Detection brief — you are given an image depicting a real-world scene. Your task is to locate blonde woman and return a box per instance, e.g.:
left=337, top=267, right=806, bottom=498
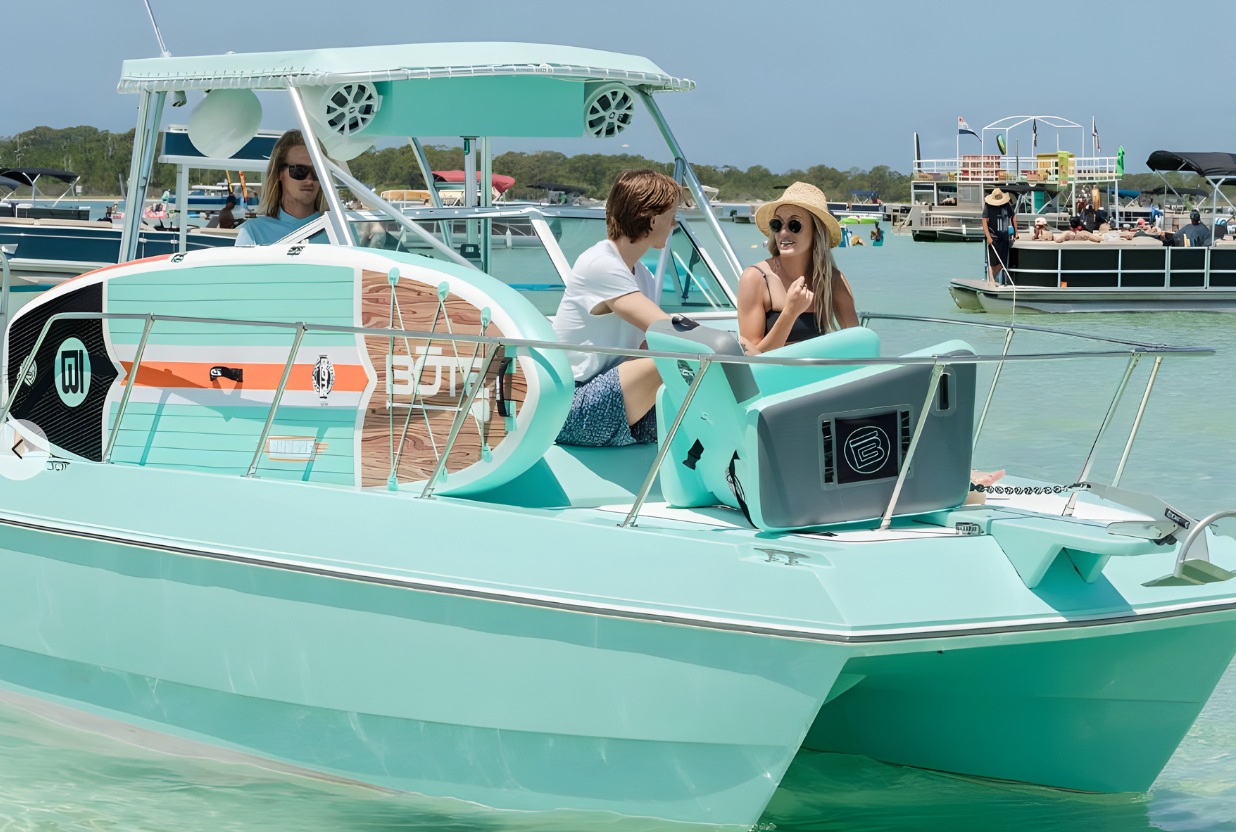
left=737, top=182, right=859, bottom=354
left=235, top=129, right=328, bottom=246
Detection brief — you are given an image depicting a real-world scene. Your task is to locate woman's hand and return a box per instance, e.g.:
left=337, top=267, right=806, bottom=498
left=784, top=276, right=815, bottom=317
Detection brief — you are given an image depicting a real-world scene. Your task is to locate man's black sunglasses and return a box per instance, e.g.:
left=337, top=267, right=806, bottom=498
left=283, top=163, right=318, bottom=181
left=767, top=218, right=803, bottom=234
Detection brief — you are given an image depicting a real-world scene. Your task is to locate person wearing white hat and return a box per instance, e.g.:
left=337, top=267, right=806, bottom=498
left=737, top=182, right=859, bottom=354
left=981, top=188, right=1016, bottom=284
left=1031, top=216, right=1055, bottom=242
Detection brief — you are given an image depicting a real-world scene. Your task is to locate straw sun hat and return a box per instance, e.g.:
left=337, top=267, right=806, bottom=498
left=755, top=182, right=843, bottom=248
left=984, top=188, right=1011, bottom=206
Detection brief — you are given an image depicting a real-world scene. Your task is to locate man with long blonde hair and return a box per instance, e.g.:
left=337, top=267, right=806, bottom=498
left=236, top=129, right=328, bottom=246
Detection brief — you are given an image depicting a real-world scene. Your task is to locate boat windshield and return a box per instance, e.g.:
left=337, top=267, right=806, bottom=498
left=345, top=208, right=736, bottom=319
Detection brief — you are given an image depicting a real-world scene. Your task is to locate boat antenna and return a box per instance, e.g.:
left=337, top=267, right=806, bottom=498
left=141, top=0, right=172, bottom=58
left=141, top=0, right=186, bottom=106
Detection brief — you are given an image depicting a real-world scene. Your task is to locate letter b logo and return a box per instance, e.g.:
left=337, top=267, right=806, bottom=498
left=55, top=337, right=91, bottom=408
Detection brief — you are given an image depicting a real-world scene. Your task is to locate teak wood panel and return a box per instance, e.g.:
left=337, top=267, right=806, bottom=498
left=359, top=269, right=528, bottom=486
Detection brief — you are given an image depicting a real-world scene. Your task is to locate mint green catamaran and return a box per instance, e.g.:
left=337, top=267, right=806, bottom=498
left=1, top=41, right=1235, bottom=831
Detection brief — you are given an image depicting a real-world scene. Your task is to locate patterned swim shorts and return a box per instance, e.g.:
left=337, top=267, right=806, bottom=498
left=556, top=365, right=657, bottom=447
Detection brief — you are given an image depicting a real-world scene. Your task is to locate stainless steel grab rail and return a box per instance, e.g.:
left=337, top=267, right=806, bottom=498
left=0, top=310, right=1214, bottom=529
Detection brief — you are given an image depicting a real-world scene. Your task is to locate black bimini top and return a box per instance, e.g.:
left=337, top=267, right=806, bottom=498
left=0, top=168, right=79, bottom=186
left=1145, top=151, right=1236, bottom=180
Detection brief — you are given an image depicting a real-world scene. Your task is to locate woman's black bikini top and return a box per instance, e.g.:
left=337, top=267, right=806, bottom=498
left=758, top=263, right=822, bottom=343
left=764, top=309, right=821, bottom=344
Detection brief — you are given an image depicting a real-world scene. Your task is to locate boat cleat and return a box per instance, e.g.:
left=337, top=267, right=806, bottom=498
left=1082, top=482, right=1236, bottom=587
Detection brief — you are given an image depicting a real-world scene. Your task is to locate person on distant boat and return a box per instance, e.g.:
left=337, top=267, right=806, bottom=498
left=235, top=130, right=327, bottom=246
left=1174, top=210, right=1212, bottom=247
left=1117, top=218, right=1155, bottom=241
left=552, top=169, right=679, bottom=447
left=1031, top=216, right=1057, bottom=241
left=1079, top=202, right=1108, bottom=232
left=982, top=188, right=1016, bottom=284
left=217, top=194, right=237, bottom=230
left=736, top=182, right=858, bottom=354
left=1059, top=216, right=1100, bottom=242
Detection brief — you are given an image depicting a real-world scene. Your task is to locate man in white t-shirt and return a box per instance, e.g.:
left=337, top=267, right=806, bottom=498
left=552, top=170, right=680, bottom=447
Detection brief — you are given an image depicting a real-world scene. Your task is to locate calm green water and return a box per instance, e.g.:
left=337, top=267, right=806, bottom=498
left=0, top=226, right=1233, bottom=830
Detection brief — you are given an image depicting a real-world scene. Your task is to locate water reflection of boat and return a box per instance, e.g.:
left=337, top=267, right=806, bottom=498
left=4, top=41, right=1236, bottom=832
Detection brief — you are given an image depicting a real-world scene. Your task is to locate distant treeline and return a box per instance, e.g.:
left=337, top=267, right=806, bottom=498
left=0, top=125, right=911, bottom=202
left=2, top=125, right=1228, bottom=205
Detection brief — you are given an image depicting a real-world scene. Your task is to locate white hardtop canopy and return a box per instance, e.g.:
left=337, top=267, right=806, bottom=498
left=117, top=42, right=694, bottom=93
left=115, top=41, right=739, bottom=283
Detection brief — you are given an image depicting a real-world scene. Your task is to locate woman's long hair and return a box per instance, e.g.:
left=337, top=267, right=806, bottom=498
left=766, top=213, right=838, bottom=332
left=257, top=130, right=328, bottom=218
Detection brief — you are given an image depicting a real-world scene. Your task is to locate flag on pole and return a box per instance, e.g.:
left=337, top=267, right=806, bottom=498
left=1091, top=117, right=1101, bottom=152
left=1031, top=119, right=1037, bottom=152
left=958, top=117, right=979, bottom=139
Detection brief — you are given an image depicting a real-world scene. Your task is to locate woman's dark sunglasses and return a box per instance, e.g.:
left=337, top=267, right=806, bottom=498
left=283, top=163, right=318, bottom=181
left=768, top=218, right=803, bottom=234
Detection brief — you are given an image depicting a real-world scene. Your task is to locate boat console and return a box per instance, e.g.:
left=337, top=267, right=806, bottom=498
left=646, top=318, right=975, bottom=531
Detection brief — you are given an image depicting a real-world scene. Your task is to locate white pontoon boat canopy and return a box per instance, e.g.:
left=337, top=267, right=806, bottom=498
left=117, top=42, right=693, bottom=93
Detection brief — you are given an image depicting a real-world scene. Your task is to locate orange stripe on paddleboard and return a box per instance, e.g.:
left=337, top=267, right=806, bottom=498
left=121, top=362, right=369, bottom=392
left=69, top=255, right=173, bottom=285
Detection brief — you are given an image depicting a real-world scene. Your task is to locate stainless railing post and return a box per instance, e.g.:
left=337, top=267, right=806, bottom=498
left=419, top=349, right=498, bottom=499
left=972, top=326, right=1015, bottom=449
left=288, top=87, right=353, bottom=246
left=246, top=324, right=307, bottom=478
left=622, top=358, right=712, bottom=529
left=103, top=314, right=155, bottom=463
left=879, top=363, right=944, bottom=531
left=0, top=245, right=13, bottom=345
left=1064, top=352, right=1140, bottom=515
left=0, top=316, right=58, bottom=426
left=1112, top=355, right=1162, bottom=486
left=639, top=91, right=743, bottom=285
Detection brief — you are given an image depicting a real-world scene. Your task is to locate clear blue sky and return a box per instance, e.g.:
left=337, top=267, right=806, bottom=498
left=3, top=0, right=1224, bottom=175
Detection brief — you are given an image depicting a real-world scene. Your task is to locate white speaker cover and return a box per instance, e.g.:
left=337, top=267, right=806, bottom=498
left=186, top=89, right=263, bottom=159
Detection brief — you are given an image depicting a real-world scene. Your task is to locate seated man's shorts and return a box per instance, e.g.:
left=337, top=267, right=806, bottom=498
left=556, top=365, right=657, bottom=447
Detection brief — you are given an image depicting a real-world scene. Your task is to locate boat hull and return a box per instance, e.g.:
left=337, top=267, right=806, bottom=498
left=949, top=278, right=1236, bottom=313
left=0, top=465, right=840, bottom=830
left=806, top=613, right=1236, bottom=792
left=913, top=227, right=986, bottom=243
left=950, top=242, right=1236, bottom=312
left=0, top=219, right=235, bottom=283
left=1, top=460, right=1236, bottom=827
